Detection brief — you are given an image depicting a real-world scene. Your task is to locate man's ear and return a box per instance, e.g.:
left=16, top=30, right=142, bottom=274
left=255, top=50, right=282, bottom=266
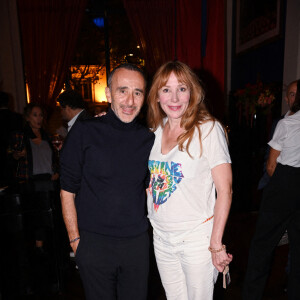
left=284, top=95, right=289, bottom=105
left=105, top=87, right=112, bottom=103
left=66, top=105, right=72, bottom=115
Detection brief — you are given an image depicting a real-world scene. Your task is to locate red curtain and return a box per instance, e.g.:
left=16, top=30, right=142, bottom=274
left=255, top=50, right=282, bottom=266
left=176, top=0, right=202, bottom=70
left=202, top=0, right=225, bottom=119
left=123, top=0, right=175, bottom=76
left=123, top=0, right=225, bottom=118
left=203, top=0, right=225, bottom=92
left=17, top=0, right=87, bottom=108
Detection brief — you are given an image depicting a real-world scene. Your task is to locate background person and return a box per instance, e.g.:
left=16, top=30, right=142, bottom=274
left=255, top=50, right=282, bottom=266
left=258, top=80, right=297, bottom=190
left=57, top=89, right=91, bottom=133
left=256, top=80, right=297, bottom=292
left=147, top=61, right=233, bottom=299
left=243, top=79, right=300, bottom=299
left=9, top=103, right=59, bottom=183
left=8, top=103, right=60, bottom=293
left=9, top=103, right=59, bottom=249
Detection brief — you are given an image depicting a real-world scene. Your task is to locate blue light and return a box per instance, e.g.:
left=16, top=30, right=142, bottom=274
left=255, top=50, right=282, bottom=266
left=93, top=17, right=104, bottom=28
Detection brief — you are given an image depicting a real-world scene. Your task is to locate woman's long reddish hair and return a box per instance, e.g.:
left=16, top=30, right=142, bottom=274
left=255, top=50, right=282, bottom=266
left=147, top=61, right=215, bottom=157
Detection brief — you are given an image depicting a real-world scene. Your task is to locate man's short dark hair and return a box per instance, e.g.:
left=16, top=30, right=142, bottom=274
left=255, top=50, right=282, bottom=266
left=57, top=89, right=85, bottom=109
left=0, top=91, right=10, bottom=108
left=107, top=63, right=146, bottom=90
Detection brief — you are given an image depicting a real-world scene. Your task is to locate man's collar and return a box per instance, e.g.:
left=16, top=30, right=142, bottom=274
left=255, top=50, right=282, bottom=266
left=68, top=109, right=83, bottom=131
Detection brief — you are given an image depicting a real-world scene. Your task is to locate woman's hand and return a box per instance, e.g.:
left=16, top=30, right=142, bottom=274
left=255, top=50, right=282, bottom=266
left=211, top=250, right=233, bottom=272
left=210, top=163, right=233, bottom=272
left=13, top=148, right=26, bottom=160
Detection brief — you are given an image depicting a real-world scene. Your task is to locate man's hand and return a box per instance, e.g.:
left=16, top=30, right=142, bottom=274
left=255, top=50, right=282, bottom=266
left=94, top=112, right=107, bottom=118
left=61, top=190, right=80, bottom=256
left=71, top=239, right=80, bottom=255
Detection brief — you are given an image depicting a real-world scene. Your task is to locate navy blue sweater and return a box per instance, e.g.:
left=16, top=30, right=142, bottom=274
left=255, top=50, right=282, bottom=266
left=60, top=109, right=155, bottom=237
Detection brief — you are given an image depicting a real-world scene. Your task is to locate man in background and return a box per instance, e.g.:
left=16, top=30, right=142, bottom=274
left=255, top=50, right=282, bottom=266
left=244, top=80, right=298, bottom=298
left=258, top=80, right=297, bottom=190
left=57, top=89, right=91, bottom=133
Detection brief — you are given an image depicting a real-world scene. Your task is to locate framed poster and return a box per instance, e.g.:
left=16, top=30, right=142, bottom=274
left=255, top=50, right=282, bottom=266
left=236, top=0, right=281, bottom=54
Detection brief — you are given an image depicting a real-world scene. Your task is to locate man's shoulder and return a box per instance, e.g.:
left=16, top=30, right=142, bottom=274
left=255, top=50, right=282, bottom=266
left=77, top=109, right=92, bottom=121
left=281, top=112, right=300, bottom=127
left=136, top=122, right=155, bottom=138
left=76, top=114, right=111, bottom=132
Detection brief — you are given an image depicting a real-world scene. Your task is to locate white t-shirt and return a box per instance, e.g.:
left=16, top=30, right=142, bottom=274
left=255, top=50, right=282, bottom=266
left=268, top=110, right=300, bottom=167
left=147, top=120, right=231, bottom=242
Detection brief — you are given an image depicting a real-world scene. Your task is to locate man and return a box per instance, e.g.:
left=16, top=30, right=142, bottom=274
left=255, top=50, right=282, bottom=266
left=60, top=64, right=154, bottom=300
left=57, top=89, right=91, bottom=132
left=243, top=80, right=299, bottom=299
left=285, top=80, right=297, bottom=109
left=258, top=80, right=297, bottom=190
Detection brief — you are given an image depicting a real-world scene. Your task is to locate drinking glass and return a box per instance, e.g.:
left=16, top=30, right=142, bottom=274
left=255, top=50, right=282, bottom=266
left=52, top=134, right=63, bottom=153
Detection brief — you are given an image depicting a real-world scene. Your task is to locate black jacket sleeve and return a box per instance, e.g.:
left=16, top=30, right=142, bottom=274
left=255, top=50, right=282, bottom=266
left=60, top=122, right=85, bottom=193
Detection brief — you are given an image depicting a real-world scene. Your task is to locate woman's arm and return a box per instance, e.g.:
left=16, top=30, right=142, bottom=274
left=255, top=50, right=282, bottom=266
left=266, top=147, right=280, bottom=177
left=210, top=163, right=233, bottom=272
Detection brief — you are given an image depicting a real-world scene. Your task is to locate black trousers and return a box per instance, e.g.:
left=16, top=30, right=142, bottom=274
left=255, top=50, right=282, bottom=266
left=243, top=164, right=300, bottom=300
left=76, top=230, right=149, bottom=300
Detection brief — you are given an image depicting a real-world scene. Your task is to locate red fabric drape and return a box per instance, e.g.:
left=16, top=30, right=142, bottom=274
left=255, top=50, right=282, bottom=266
left=123, top=0, right=225, bottom=118
left=176, top=0, right=202, bottom=70
left=17, top=0, right=87, bottom=108
left=202, top=0, right=225, bottom=119
left=203, top=0, right=225, bottom=92
left=123, top=0, right=175, bottom=76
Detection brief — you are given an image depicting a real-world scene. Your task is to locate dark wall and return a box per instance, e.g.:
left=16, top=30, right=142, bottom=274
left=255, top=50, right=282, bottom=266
left=231, top=40, right=285, bottom=91
left=228, top=1, right=286, bottom=212
left=231, top=1, right=286, bottom=91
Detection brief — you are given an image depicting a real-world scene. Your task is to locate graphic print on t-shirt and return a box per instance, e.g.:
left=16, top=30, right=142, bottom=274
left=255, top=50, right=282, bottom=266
left=148, top=160, right=184, bottom=211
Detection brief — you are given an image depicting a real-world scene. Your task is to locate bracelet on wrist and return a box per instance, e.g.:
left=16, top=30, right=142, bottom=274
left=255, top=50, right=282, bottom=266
left=208, top=244, right=226, bottom=253
left=70, top=237, right=80, bottom=244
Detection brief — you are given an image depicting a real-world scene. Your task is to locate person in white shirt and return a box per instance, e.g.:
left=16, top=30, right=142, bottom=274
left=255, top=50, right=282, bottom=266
left=146, top=61, right=233, bottom=300
left=258, top=80, right=297, bottom=189
left=244, top=79, right=300, bottom=299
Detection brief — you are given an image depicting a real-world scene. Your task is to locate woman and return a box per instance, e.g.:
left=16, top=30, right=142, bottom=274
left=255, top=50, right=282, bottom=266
left=147, top=61, right=233, bottom=299
left=10, top=103, right=59, bottom=250
left=10, top=103, right=58, bottom=181
left=243, top=80, right=300, bottom=299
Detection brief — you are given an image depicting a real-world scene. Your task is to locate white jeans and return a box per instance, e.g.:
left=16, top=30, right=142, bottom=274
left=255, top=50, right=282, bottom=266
left=153, top=221, right=218, bottom=300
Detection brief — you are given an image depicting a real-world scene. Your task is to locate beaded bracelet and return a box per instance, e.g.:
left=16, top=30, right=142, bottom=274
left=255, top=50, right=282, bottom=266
left=208, top=244, right=226, bottom=253
left=70, top=237, right=80, bottom=244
